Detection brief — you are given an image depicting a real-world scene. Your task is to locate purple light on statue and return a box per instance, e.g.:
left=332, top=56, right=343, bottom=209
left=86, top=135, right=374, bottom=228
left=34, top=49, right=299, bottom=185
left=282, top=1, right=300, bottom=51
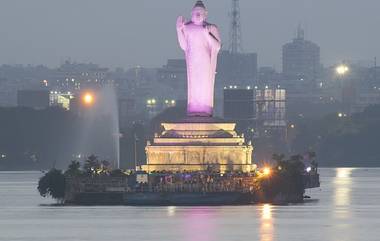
left=176, top=1, right=221, bottom=117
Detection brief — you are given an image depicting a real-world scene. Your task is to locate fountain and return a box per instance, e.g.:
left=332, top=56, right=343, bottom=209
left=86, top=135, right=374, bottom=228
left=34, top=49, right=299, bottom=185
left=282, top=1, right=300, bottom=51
left=78, top=84, right=120, bottom=168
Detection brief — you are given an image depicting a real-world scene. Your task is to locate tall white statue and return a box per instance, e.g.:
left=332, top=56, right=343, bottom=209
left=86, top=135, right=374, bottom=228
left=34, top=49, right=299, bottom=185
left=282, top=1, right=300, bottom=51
left=177, top=1, right=221, bottom=117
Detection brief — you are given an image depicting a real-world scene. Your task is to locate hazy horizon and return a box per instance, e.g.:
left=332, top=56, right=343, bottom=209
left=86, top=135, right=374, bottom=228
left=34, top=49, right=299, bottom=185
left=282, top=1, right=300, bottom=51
left=0, top=0, right=379, bottom=70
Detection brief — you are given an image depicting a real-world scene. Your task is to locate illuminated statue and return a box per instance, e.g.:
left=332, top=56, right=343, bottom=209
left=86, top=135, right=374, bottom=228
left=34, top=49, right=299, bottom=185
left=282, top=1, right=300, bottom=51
left=177, top=1, right=221, bottom=117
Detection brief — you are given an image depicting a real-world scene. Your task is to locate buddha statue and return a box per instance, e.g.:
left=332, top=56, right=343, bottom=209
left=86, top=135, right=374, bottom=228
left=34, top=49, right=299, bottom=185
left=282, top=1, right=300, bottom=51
left=176, top=1, right=221, bottom=117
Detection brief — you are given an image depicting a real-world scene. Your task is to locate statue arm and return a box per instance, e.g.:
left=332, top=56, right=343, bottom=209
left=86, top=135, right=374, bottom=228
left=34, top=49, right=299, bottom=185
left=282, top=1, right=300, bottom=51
left=176, top=16, right=187, bottom=51
left=207, top=24, right=221, bottom=52
left=207, top=24, right=221, bottom=82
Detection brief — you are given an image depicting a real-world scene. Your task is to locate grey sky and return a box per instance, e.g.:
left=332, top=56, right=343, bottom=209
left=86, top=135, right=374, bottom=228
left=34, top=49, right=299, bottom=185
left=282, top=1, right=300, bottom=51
left=0, top=0, right=379, bottom=70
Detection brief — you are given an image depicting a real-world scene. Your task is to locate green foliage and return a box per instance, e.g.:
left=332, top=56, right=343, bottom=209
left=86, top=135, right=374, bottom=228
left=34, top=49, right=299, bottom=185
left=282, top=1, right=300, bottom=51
left=272, top=153, right=285, bottom=162
left=259, top=157, right=306, bottom=202
left=83, top=155, right=112, bottom=175
left=100, top=160, right=112, bottom=173
left=307, top=151, right=316, bottom=160
left=289, top=154, right=304, bottom=162
left=64, top=160, right=82, bottom=177
left=292, top=104, right=380, bottom=166
left=38, top=169, right=65, bottom=202
left=83, top=155, right=101, bottom=174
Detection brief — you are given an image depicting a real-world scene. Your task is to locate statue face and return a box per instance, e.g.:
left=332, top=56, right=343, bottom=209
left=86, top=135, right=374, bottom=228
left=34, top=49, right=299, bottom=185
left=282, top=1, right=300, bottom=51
left=191, top=7, right=207, bottom=25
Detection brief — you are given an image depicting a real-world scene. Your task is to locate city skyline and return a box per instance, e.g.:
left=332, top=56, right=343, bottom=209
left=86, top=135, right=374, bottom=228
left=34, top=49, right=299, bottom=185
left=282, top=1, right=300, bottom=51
left=0, top=0, right=379, bottom=70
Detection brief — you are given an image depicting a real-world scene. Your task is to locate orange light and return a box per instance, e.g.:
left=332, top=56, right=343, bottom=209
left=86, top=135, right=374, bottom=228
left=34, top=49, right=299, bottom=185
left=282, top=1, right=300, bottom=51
left=82, top=93, right=94, bottom=105
left=263, top=167, right=271, bottom=176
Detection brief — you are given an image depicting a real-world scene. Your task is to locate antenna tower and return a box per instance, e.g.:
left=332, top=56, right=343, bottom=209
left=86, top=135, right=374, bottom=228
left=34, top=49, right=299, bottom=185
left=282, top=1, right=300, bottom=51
left=229, top=0, right=243, bottom=54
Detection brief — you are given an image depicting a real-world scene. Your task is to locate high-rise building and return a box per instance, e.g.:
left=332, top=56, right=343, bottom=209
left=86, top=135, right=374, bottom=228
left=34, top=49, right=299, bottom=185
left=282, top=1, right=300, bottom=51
left=282, top=26, right=321, bottom=81
left=217, top=51, right=258, bottom=87
left=258, top=67, right=281, bottom=84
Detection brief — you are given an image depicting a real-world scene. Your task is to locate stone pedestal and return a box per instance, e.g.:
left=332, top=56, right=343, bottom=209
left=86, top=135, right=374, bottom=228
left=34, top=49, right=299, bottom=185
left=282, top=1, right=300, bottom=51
left=142, top=117, right=255, bottom=173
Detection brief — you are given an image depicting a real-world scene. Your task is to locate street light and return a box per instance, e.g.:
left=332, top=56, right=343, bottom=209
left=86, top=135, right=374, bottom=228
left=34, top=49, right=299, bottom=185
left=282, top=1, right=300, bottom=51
left=82, top=92, right=94, bottom=105
left=338, top=112, right=347, bottom=118
left=262, top=167, right=271, bottom=176
left=147, top=99, right=157, bottom=106
left=336, top=64, right=349, bottom=76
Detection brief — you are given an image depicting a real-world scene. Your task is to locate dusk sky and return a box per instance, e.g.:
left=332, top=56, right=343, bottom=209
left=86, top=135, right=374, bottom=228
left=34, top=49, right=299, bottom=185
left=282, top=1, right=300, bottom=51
left=0, top=0, right=379, bottom=70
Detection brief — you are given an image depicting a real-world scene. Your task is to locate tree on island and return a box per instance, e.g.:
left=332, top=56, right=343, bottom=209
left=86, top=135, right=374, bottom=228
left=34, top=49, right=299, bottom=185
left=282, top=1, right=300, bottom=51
left=83, top=155, right=113, bottom=175
left=83, top=155, right=101, bottom=174
left=272, top=153, right=285, bottom=163
left=37, top=169, right=65, bottom=203
left=64, top=160, right=82, bottom=177
left=259, top=154, right=306, bottom=203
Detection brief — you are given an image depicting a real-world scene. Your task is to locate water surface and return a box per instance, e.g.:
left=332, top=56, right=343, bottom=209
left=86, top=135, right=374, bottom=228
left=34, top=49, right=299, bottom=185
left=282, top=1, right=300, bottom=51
left=0, top=168, right=379, bottom=241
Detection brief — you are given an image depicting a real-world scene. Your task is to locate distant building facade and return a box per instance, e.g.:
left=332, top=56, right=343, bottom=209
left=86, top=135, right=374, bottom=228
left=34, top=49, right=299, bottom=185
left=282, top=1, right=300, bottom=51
left=223, top=86, right=287, bottom=140
left=17, top=90, right=50, bottom=109
left=352, top=91, right=380, bottom=113
left=255, top=88, right=287, bottom=132
left=52, top=61, right=111, bottom=92
left=156, top=59, right=187, bottom=101
left=282, top=27, right=321, bottom=82
left=258, top=67, right=281, bottom=84
left=224, top=88, right=255, bottom=121
left=49, top=91, right=74, bottom=110
left=217, top=51, right=258, bottom=87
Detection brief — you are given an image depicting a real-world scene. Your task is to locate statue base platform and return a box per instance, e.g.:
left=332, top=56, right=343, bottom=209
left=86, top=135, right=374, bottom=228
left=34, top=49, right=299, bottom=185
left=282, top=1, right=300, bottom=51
left=142, top=117, right=255, bottom=173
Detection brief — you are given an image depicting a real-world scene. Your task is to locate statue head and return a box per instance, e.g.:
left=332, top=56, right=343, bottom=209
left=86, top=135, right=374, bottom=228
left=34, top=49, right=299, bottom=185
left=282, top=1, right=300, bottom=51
left=192, top=1, right=207, bottom=25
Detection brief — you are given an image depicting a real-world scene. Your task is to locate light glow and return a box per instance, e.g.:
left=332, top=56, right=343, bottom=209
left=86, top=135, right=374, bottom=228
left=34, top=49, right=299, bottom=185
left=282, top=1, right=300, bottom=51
left=262, top=167, right=271, bottom=176
left=82, top=93, right=94, bottom=105
left=336, top=65, right=349, bottom=75
left=260, top=204, right=274, bottom=241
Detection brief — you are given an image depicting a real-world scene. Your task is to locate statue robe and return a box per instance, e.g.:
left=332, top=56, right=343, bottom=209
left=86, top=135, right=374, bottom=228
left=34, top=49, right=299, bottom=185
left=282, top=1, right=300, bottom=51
left=177, top=22, right=221, bottom=116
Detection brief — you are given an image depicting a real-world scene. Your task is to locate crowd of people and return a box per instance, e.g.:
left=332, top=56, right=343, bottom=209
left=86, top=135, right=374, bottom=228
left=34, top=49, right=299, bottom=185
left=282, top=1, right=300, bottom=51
left=134, top=171, right=257, bottom=193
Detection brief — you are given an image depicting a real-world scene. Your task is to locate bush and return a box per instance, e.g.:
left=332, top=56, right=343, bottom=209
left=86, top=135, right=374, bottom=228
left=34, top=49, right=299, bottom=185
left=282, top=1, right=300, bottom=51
left=38, top=169, right=65, bottom=203
left=259, top=158, right=305, bottom=203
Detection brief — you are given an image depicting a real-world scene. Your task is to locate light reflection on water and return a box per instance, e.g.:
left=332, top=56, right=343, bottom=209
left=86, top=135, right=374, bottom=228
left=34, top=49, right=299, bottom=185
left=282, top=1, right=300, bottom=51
left=333, top=168, right=354, bottom=219
left=260, top=204, right=274, bottom=241
left=1, top=169, right=380, bottom=241
left=167, top=206, right=176, bottom=217
left=183, top=208, right=216, bottom=241
left=334, top=168, right=353, bottom=204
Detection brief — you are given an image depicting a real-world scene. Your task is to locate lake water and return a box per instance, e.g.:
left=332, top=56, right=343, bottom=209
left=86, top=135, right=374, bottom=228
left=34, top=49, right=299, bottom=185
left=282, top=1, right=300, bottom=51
left=0, top=168, right=379, bottom=241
